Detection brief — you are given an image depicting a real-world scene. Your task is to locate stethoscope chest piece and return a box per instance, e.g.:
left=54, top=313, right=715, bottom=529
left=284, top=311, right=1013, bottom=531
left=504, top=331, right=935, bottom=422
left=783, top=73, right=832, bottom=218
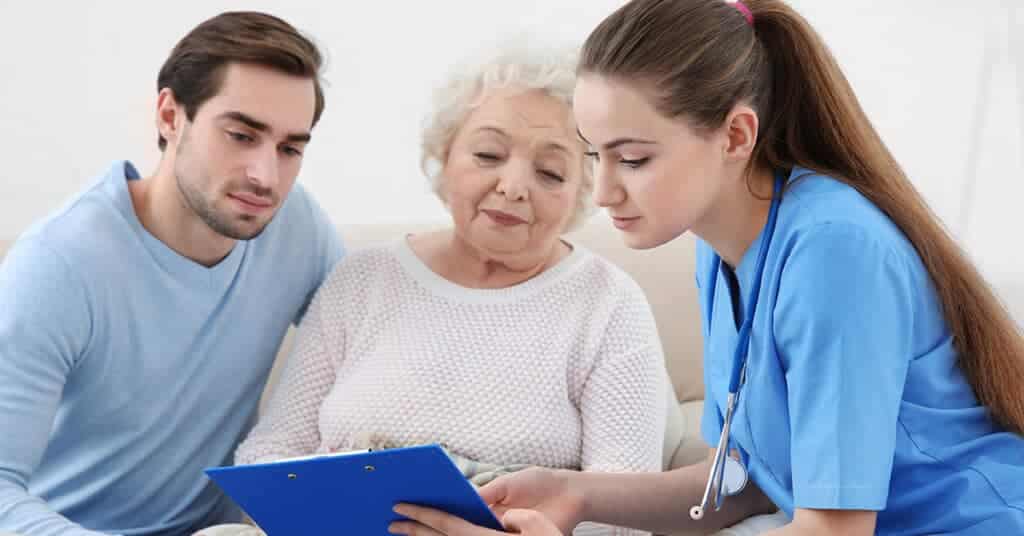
left=722, top=456, right=748, bottom=496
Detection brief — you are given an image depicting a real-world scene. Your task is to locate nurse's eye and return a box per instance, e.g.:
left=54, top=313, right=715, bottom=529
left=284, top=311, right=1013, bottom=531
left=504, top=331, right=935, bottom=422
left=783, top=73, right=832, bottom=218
left=620, top=157, right=650, bottom=169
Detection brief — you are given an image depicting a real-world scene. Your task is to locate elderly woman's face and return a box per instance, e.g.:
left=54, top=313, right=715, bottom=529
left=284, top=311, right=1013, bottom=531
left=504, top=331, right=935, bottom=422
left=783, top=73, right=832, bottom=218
left=443, top=89, right=583, bottom=259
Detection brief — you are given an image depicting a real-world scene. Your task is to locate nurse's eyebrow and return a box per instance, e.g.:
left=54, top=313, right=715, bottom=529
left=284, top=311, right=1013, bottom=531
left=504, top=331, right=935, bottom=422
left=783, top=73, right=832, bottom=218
left=602, top=137, right=657, bottom=150
left=576, top=128, right=656, bottom=150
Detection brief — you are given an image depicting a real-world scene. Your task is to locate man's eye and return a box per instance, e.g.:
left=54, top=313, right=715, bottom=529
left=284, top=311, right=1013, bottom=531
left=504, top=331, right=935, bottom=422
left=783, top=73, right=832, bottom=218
left=281, top=146, right=303, bottom=157
left=228, top=131, right=254, bottom=143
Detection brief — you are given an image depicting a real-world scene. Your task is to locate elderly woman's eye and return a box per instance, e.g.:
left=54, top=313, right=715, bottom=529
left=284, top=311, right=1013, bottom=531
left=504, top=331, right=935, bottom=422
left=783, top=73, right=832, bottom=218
left=474, top=152, right=501, bottom=161
left=539, top=170, right=564, bottom=182
left=584, top=151, right=600, bottom=161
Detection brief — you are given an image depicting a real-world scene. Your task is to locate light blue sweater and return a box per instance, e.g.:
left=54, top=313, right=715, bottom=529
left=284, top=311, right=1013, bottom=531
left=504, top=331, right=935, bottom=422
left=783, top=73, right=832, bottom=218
left=0, top=161, right=344, bottom=535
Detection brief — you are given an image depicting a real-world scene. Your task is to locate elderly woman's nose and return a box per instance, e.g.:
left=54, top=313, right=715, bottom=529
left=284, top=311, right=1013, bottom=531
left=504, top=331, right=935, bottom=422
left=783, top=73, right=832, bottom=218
left=495, top=160, right=532, bottom=200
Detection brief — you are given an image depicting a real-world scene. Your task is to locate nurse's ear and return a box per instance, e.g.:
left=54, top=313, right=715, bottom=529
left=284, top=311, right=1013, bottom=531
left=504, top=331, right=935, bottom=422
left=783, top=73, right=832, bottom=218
left=721, top=103, right=760, bottom=163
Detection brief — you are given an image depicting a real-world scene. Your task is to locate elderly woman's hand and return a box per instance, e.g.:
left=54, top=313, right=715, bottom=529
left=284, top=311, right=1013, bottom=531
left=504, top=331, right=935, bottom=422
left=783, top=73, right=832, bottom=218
left=389, top=504, right=564, bottom=536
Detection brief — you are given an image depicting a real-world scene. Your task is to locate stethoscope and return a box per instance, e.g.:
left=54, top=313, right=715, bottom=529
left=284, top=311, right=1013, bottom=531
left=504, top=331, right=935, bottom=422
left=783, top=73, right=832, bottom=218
left=689, top=170, right=785, bottom=521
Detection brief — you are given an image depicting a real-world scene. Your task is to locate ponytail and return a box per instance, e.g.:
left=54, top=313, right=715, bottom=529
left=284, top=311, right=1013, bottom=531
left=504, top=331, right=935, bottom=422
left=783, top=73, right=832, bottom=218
left=581, top=0, right=1024, bottom=434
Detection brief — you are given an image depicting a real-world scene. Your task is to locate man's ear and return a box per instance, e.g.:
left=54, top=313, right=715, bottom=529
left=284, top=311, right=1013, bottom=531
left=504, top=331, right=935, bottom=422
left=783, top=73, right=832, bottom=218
left=156, top=88, right=184, bottom=148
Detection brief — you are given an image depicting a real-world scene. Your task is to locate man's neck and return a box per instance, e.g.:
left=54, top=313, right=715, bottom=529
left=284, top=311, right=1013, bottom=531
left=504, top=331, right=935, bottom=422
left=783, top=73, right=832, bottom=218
left=129, top=159, right=235, bottom=267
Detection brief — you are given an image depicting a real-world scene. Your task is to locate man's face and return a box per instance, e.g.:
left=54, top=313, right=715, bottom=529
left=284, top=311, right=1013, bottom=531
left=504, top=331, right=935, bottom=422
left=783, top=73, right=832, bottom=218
left=170, top=63, right=316, bottom=240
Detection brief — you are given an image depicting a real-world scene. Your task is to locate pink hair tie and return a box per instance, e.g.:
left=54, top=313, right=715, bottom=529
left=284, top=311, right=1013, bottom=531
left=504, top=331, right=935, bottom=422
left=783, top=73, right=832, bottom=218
left=732, top=1, right=754, bottom=26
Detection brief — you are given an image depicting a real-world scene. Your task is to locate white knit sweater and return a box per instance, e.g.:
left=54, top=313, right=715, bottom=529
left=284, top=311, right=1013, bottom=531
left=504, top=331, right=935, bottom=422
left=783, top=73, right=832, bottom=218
left=236, top=239, right=668, bottom=535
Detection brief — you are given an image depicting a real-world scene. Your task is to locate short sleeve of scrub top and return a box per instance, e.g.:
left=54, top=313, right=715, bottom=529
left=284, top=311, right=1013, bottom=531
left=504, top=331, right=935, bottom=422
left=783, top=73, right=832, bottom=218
left=697, top=170, right=1024, bottom=534
left=772, top=222, right=915, bottom=510
left=696, top=207, right=918, bottom=510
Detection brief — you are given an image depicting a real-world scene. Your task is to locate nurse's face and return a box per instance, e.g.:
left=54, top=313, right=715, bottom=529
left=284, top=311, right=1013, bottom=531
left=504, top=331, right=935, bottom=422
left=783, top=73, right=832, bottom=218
left=573, top=75, right=732, bottom=249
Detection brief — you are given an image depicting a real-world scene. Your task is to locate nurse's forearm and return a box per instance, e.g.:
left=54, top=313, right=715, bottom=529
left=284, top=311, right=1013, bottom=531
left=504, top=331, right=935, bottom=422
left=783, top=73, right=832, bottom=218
left=762, top=508, right=875, bottom=536
left=573, top=457, right=778, bottom=534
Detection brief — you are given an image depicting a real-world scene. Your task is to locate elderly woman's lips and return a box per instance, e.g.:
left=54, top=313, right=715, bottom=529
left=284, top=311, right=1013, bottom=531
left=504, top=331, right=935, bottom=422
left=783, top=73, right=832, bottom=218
left=481, top=209, right=528, bottom=226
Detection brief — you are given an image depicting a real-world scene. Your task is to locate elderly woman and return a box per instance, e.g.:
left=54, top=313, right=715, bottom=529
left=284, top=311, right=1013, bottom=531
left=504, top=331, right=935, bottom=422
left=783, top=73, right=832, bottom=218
left=205, top=47, right=669, bottom=536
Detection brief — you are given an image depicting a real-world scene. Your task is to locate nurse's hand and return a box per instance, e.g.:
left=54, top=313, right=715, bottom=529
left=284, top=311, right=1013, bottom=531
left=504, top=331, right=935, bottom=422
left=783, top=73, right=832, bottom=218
left=479, top=467, right=584, bottom=533
left=389, top=504, right=563, bottom=535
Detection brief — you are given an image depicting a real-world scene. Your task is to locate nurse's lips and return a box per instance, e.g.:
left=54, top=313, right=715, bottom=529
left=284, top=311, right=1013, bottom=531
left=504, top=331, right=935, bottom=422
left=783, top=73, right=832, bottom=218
left=611, top=215, right=642, bottom=230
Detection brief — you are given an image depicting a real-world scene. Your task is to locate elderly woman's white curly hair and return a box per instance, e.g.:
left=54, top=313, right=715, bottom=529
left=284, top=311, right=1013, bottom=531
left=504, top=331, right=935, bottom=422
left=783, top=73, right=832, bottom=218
left=420, top=44, right=595, bottom=231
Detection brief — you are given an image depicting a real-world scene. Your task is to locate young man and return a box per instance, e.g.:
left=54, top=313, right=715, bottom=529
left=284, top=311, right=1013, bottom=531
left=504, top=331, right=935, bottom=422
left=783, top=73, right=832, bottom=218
left=0, top=12, right=343, bottom=535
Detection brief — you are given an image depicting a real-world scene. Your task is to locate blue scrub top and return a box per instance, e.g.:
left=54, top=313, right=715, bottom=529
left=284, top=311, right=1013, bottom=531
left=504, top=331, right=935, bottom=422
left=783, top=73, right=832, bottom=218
left=698, top=168, right=1024, bottom=535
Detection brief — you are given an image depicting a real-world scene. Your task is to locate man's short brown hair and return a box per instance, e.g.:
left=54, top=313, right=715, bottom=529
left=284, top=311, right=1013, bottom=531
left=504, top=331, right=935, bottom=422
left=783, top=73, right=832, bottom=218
left=155, top=11, right=325, bottom=150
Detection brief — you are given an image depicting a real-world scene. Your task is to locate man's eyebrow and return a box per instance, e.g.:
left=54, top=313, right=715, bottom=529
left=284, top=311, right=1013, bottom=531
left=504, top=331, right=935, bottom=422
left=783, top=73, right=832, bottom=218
left=218, top=111, right=311, bottom=143
left=285, top=132, right=311, bottom=143
left=218, top=111, right=269, bottom=132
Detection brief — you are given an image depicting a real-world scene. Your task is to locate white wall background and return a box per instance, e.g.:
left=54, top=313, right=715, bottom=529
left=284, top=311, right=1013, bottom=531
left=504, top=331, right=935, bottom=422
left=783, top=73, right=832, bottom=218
left=1, top=1, right=1021, bottom=319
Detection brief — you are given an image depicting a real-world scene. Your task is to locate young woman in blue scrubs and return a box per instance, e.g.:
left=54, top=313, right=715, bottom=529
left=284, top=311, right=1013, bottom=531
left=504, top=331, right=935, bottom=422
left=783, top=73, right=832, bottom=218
left=390, top=1, right=1024, bottom=535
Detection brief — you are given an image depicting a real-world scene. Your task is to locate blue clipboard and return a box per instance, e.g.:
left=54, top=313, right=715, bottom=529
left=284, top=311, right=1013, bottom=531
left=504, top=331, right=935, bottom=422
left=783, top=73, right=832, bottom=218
left=205, top=444, right=505, bottom=535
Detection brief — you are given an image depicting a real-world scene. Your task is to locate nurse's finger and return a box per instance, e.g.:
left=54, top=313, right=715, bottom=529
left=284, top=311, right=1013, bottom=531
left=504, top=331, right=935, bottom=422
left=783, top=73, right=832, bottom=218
left=391, top=504, right=503, bottom=536
left=478, top=476, right=510, bottom=506
left=501, top=509, right=563, bottom=535
left=489, top=504, right=511, bottom=520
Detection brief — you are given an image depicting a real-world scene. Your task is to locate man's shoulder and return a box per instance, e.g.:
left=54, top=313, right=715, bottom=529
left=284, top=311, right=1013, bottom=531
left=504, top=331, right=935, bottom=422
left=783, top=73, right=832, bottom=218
left=13, top=163, right=136, bottom=274
left=0, top=164, right=137, bottom=325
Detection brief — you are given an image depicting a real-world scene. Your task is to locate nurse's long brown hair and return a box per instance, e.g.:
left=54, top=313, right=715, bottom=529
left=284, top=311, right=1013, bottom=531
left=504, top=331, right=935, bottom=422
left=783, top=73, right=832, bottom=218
left=581, top=0, right=1024, bottom=434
